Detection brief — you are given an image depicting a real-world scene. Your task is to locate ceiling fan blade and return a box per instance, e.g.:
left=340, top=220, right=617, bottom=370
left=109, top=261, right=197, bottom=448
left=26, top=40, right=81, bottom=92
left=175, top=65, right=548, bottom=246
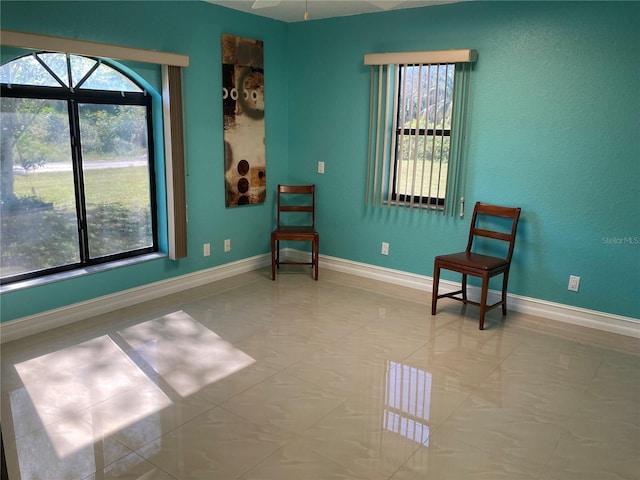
left=251, top=0, right=281, bottom=9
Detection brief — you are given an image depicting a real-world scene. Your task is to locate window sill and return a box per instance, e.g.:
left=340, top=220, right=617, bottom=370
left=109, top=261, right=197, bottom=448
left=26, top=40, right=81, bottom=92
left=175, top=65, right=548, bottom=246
left=0, top=253, right=167, bottom=294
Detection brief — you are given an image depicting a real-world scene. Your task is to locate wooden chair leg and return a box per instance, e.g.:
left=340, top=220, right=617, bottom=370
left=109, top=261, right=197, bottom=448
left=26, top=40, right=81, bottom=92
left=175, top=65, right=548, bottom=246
left=479, top=276, right=489, bottom=330
left=271, top=236, right=276, bottom=280
left=314, top=236, right=319, bottom=280
left=431, top=261, right=440, bottom=315
left=501, top=271, right=509, bottom=315
left=461, top=274, right=468, bottom=303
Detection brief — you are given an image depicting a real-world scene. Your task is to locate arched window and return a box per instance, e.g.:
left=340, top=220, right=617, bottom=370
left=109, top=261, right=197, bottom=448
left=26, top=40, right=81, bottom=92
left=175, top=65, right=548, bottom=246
left=0, top=52, right=157, bottom=284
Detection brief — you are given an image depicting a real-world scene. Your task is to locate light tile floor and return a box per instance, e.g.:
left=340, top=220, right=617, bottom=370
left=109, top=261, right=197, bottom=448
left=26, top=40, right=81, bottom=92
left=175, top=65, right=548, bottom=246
left=1, top=268, right=639, bottom=479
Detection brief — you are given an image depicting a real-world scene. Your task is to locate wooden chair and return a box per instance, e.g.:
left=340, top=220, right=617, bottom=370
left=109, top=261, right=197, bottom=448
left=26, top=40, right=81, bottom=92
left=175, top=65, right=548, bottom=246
left=431, top=202, right=521, bottom=329
left=271, top=185, right=319, bottom=280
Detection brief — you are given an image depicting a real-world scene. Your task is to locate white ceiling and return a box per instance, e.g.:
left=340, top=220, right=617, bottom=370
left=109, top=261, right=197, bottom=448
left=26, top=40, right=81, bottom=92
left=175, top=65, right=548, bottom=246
left=205, top=0, right=463, bottom=23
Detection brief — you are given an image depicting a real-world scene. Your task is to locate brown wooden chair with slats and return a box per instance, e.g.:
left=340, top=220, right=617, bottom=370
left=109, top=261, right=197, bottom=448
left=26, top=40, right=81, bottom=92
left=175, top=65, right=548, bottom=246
left=271, top=185, right=319, bottom=280
left=431, top=202, right=521, bottom=329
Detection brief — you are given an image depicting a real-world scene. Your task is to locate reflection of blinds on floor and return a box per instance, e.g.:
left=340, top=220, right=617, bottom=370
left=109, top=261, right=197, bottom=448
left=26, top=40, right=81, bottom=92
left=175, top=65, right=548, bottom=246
left=365, top=49, right=476, bottom=217
left=383, top=360, right=432, bottom=445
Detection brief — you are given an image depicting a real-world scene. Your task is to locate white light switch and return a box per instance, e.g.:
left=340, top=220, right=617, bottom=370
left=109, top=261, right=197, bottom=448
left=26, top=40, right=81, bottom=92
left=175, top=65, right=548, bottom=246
left=318, top=161, right=325, bottom=174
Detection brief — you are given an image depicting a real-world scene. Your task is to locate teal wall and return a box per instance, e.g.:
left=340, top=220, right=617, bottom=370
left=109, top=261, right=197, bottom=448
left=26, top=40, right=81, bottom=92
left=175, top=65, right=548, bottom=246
left=1, top=1, right=639, bottom=322
left=287, top=1, right=640, bottom=318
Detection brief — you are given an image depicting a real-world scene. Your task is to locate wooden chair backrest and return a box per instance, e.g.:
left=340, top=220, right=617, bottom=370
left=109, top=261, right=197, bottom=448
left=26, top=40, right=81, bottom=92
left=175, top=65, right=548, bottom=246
left=276, top=185, right=315, bottom=228
left=466, top=202, right=521, bottom=262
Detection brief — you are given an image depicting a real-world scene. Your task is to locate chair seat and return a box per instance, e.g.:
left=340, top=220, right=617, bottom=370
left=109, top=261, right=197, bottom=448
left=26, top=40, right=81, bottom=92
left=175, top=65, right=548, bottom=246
left=436, top=252, right=508, bottom=272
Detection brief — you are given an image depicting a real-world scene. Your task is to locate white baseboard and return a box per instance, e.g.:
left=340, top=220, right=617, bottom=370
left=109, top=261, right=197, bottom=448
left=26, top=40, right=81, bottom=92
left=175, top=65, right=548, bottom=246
left=2, top=250, right=638, bottom=343
left=316, top=252, right=640, bottom=339
left=0, top=254, right=270, bottom=343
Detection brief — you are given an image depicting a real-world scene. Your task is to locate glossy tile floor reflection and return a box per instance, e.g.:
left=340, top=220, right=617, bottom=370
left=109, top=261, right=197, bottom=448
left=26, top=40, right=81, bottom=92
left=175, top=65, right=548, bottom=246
left=2, top=268, right=639, bottom=479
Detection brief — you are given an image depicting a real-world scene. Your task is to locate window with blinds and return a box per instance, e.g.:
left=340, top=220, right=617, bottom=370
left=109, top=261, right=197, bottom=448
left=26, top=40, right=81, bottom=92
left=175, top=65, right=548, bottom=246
left=364, top=50, right=476, bottom=216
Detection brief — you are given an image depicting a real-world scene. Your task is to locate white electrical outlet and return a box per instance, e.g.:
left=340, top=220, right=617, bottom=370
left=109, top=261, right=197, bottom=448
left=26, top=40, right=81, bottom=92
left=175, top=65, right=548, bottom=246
left=568, top=275, right=580, bottom=292
left=224, top=239, right=231, bottom=252
left=203, top=243, right=210, bottom=257
left=381, top=242, right=389, bottom=255
left=318, top=161, right=325, bottom=174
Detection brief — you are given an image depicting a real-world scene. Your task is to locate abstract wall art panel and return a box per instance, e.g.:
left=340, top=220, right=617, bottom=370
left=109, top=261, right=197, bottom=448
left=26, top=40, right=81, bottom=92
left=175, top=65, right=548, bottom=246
left=222, top=34, right=266, bottom=207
